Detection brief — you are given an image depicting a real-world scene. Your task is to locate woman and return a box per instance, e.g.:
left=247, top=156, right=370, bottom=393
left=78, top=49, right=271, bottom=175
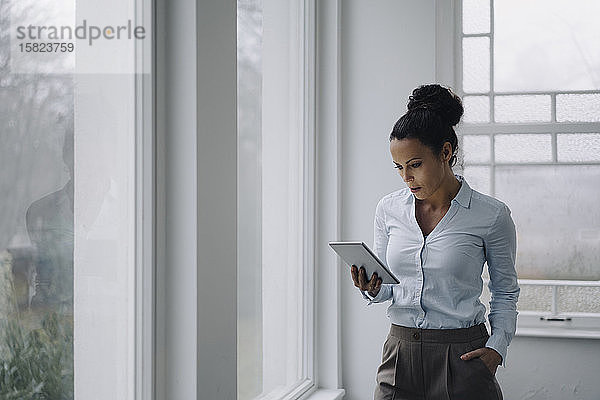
left=351, top=84, right=520, bottom=400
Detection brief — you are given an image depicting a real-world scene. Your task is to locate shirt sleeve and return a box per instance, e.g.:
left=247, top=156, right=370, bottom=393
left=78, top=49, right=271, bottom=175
left=483, top=204, right=520, bottom=367
left=359, top=197, right=394, bottom=305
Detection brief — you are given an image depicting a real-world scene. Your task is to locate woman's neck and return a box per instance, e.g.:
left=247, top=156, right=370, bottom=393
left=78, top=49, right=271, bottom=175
left=417, top=174, right=461, bottom=210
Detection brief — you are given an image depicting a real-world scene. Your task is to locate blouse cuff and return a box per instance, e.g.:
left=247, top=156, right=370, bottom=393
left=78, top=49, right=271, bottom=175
left=359, top=284, right=391, bottom=306
left=485, top=332, right=509, bottom=368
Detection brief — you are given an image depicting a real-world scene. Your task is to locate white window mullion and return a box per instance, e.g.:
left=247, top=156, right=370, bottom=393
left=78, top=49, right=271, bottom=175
left=134, top=0, right=154, bottom=398
left=313, top=0, right=345, bottom=398
left=551, top=132, right=558, bottom=163
left=259, top=0, right=317, bottom=398
left=489, top=134, right=496, bottom=197
left=301, top=0, right=317, bottom=388
left=461, top=123, right=600, bottom=135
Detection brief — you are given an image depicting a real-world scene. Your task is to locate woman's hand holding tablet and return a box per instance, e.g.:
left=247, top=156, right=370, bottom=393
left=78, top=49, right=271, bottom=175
left=328, top=241, right=399, bottom=299
left=351, top=265, right=382, bottom=297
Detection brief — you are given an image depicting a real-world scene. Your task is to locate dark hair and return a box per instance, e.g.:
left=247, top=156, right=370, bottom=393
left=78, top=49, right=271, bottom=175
left=390, top=84, right=463, bottom=167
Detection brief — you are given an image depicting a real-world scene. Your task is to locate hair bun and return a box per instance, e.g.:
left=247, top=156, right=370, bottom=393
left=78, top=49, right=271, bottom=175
left=407, top=84, right=463, bottom=127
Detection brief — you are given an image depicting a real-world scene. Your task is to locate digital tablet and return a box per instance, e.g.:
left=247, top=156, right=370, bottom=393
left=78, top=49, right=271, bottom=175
left=328, top=241, right=399, bottom=284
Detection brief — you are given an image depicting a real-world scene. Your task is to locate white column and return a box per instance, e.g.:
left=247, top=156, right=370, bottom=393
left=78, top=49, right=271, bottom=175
left=196, top=1, right=238, bottom=400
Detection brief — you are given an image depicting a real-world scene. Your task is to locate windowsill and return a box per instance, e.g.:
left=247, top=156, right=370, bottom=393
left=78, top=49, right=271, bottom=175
left=516, top=327, right=600, bottom=339
left=515, top=313, right=600, bottom=339
left=300, top=389, right=345, bottom=400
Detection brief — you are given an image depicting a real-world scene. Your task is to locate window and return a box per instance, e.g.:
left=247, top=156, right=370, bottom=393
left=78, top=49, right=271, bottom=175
left=237, top=0, right=317, bottom=399
left=456, top=0, right=600, bottom=335
left=0, top=0, right=153, bottom=397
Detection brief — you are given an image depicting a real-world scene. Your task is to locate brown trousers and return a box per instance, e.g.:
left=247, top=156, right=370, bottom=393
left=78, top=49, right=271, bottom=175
left=374, top=323, right=503, bottom=400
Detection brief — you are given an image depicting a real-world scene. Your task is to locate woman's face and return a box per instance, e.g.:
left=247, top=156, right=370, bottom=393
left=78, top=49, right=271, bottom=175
left=389, top=137, right=449, bottom=201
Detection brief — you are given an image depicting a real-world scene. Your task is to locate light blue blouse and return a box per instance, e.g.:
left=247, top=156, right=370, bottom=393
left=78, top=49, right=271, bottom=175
left=362, top=174, right=520, bottom=367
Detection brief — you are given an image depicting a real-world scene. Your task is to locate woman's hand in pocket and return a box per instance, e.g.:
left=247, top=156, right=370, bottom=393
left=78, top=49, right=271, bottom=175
left=460, top=347, right=502, bottom=375
left=351, top=265, right=382, bottom=298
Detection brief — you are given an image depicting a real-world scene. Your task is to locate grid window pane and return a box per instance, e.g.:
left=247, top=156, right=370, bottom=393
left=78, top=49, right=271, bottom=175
left=512, top=285, right=553, bottom=312
left=494, top=95, right=551, bottom=123
left=558, top=286, right=600, bottom=313
left=238, top=1, right=306, bottom=398
left=557, top=133, right=600, bottom=162
left=495, top=165, right=600, bottom=280
left=462, top=135, right=490, bottom=163
left=494, top=134, right=552, bottom=163
left=480, top=283, right=553, bottom=313
left=461, top=0, right=600, bottom=319
left=462, top=0, right=490, bottom=34
left=462, top=37, right=490, bottom=93
left=463, top=95, right=490, bottom=123
left=463, top=166, right=490, bottom=195
left=556, top=94, right=600, bottom=122
left=494, top=0, right=600, bottom=92
left=484, top=284, right=600, bottom=314
left=0, top=78, right=74, bottom=398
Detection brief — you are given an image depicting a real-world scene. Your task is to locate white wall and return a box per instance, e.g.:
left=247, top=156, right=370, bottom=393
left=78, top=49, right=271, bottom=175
left=340, top=1, right=436, bottom=399
left=338, top=1, right=600, bottom=400
left=499, top=337, right=600, bottom=400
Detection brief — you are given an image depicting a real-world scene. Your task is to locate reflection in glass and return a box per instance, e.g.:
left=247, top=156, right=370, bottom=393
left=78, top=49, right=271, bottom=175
left=0, top=75, right=74, bottom=399
left=0, top=1, right=74, bottom=397
left=26, top=117, right=74, bottom=314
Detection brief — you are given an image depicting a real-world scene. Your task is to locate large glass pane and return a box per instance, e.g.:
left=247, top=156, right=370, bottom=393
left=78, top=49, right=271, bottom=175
left=1, top=0, right=146, bottom=396
left=494, top=134, right=552, bottom=163
left=494, top=0, right=600, bottom=92
left=462, top=37, right=490, bottom=93
left=557, top=133, right=600, bottom=162
left=238, top=1, right=304, bottom=398
left=1, top=2, right=75, bottom=398
left=556, top=94, right=600, bottom=122
left=495, top=165, right=600, bottom=280
left=494, top=95, right=551, bottom=123
left=0, top=72, right=75, bottom=400
left=462, top=0, right=490, bottom=35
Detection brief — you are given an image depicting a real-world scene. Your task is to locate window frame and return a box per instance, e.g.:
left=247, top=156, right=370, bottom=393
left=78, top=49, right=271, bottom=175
left=437, top=0, right=600, bottom=339
left=153, top=1, right=345, bottom=399
left=242, top=1, right=345, bottom=399
left=252, top=0, right=317, bottom=398
left=134, top=0, right=155, bottom=395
